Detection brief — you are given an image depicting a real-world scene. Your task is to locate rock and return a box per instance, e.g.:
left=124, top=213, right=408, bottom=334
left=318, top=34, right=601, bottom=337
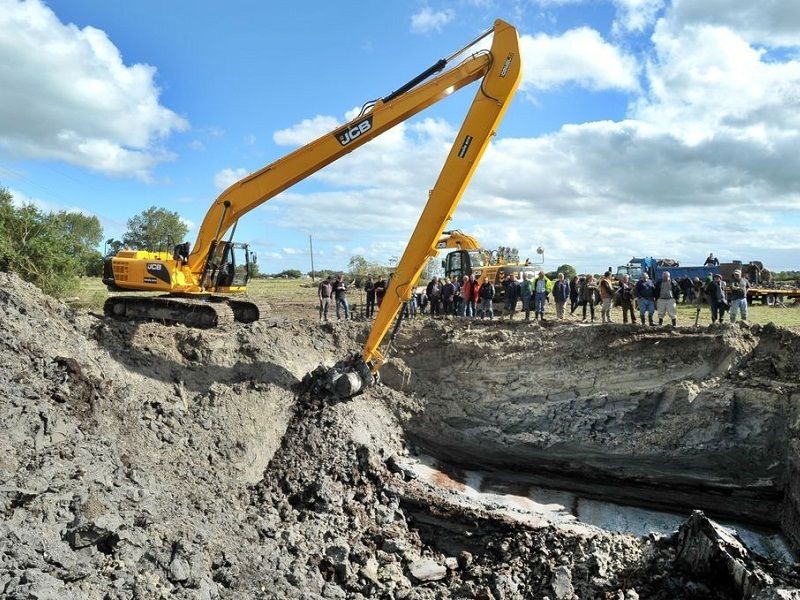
left=408, top=558, right=447, bottom=582
left=675, top=511, right=776, bottom=598
left=169, top=556, right=191, bottom=582
left=361, top=558, right=379, bottom=583
left=325, top=543, right=352, bottom=580
left=550, top=565, right=574, bottom=600
left=445, top=556, right=459, bottom=570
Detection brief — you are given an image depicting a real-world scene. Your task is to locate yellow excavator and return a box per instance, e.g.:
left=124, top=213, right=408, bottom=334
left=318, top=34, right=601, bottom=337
left=436, top=229, right=540, bottom=291
left=103, top=19, right=521, bottom=395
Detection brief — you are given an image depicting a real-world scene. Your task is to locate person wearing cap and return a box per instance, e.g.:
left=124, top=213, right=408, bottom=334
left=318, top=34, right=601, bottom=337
left=520, top=271, right=534, bottom=321
left=533, top=270, right=551, bottom=321
left=634, top=272, right=656, bottom=325
left=552, top=272, right=570, bottom=320
left=654, top=271, right=681, bottom=326
left=708, top=273, right=728, bottom=323
left=729, top=269, right=750, bottom=322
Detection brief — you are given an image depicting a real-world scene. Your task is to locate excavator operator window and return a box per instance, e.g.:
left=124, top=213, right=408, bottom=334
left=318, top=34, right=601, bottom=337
left=446, top=250, right=473, bottom=280
left=230, top=244, right=250, bottom=287
left=466, top=250, right=484, bottom=268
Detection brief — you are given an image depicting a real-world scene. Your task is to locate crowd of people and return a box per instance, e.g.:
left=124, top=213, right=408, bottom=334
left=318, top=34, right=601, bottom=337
left=317, top=268, right=753, bottom=326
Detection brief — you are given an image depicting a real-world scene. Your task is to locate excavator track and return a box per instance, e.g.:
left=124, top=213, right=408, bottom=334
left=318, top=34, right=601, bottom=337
left=104, top=296, right=236, bottom=328
left=223, top=297, right=271, bottom=323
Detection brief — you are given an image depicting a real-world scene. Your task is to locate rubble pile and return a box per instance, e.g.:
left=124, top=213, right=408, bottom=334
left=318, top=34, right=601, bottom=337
left=0, top=272, right=798, bottom=599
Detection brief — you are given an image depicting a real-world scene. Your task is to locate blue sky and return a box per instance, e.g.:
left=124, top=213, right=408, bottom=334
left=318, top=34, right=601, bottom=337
left=1, top=0, right=799, bottom=274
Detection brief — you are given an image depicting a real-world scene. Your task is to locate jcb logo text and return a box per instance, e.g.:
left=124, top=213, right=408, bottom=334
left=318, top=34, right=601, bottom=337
left=335, top=117, right=373, bottom=146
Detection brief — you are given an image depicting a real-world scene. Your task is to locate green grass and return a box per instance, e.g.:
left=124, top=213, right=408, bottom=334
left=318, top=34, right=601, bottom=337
left=673, top=302, right=800, bottom=329
left=68, top=276, right=319, bottom=312
left=70, top=277, right=800, bottom=330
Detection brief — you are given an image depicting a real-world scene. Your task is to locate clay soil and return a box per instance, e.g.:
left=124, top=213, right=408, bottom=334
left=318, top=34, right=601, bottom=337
left=2, top=272, right=800, bottom=599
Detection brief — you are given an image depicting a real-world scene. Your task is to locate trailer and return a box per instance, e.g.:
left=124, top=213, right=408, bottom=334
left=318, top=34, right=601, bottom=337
left=747, top=286, right=800, bottom=306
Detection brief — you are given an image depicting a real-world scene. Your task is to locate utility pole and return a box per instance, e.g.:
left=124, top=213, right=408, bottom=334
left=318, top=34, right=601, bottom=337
left=309, top=235, right=316, bottom=282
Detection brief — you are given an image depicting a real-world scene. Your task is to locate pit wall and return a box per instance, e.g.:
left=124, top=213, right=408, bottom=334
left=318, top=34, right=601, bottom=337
left=785, top=422, right=800, bottom=550
left=381, top=321, right=800, bottom=543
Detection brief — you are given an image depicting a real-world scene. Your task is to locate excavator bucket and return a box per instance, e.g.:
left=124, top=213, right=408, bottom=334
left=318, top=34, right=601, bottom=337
left=302, top=355, right=377, bottom=401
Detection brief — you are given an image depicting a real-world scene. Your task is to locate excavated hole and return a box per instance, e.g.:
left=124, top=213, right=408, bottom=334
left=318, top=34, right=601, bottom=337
left=381, top=319, right=800, bottom=559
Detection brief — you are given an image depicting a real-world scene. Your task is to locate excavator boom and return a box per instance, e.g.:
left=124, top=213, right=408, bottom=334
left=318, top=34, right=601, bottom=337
left=357, top=19, right=521, bottom=376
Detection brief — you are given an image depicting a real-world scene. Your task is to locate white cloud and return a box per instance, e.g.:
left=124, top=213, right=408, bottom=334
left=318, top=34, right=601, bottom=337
left=180, top=217, right=196, bottom=231
left=612, top=0, right=665, bottom=34
left=668, top=0, right=800, bottom=47
left=8, top=187, right=93, bottom=216
left=634, top=20, right=800, bottom=144
left=188, top=140, right=205, bottom=151
left=281, top=247, right=301, bottom=255
left=519, top=28, right=640, bottom=92
left=244, top=133, right=256, bottom=146
left=410, top=7, right=454, bottom=34
left=213, top=167, right=249, bottom=191
left=273, top=115, right=339, bottom=146
left=0, top=0, right=187, bottom=179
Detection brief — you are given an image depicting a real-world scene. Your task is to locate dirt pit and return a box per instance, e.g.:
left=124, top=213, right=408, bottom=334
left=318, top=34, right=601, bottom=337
left=1, top=272, right=800, bottom=599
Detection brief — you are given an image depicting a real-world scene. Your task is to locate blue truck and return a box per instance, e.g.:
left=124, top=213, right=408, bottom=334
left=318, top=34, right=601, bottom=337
left=614, top=257, right=800, bottom=305
left=615, top=257, right=719, bottom=282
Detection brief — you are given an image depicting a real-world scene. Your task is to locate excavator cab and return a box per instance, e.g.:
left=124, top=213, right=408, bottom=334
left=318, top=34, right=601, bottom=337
left=202, top=241, right=252, bottom=292
left=443, top=249, right=487, bottom=280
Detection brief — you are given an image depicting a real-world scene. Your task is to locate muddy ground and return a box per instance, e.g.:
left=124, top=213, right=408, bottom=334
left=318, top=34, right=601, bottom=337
left=1, top=272, right=800, bottom=599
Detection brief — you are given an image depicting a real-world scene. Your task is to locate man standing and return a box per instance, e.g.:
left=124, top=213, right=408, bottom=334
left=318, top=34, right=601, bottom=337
left=569, top=275, right=581, bottom=315
left=708, top=273, right=728, bottom=323
left=364, top=276, right=376, bottom=318
left=442, top=277, right=456, bottom=317
left=617, top=274, right=636, bottom=324
left=729, top=269, right=750, bottom=322
left=634, top=273, right=656, bottom=325
left=333, top=274, right=350, bottom=320
left=504, top=273, right=520, bottom=319
left=552, top=272, right=570, bottom=320
left=704, top=253, right=719, bottom=267
left=534, top=270, right=550, bottom=321
left=460, top=275, right=473, bottom=317
left=479, top=276, right=495, bottom=319
left=375, top=277, right=387, bottom=310
left=520, top=272, right=534, bottom=321
left=426, top=276, right=442, bottom=317
left=318, top=276, right=333, bottom=322
left=580, top=275, right=598, bottom=323
left=654, top=271, right=681, bottom=326
left=599, top=271, right=615, bottom=323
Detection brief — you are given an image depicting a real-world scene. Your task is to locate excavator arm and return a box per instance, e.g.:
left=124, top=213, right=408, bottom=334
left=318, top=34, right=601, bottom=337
left=187, top=20, right=520, bottom=286
left=324, top=20, right=521, bottom=398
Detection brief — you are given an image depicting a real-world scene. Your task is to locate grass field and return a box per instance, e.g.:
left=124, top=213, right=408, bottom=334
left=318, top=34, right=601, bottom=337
left=70, top=277, right=800, bottom=329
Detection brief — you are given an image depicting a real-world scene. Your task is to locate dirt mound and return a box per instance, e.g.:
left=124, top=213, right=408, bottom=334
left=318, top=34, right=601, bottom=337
left=1, top=272, right=799, bottom=599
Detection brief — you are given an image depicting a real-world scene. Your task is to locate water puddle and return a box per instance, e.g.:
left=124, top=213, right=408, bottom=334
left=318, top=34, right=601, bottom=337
left=400, top=454, right=796, bottom=564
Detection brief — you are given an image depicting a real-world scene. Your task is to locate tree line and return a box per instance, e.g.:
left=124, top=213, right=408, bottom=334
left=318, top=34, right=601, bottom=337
left=0, top=188, right=188, bottom=297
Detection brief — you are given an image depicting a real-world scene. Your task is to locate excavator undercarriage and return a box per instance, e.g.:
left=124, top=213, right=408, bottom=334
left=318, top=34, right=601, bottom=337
left=103, top=295, right=270, bottom=328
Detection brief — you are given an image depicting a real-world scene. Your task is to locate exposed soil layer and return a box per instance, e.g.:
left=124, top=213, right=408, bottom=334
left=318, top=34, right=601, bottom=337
left=1, top=273, right=799, bottom=599
left=382, top=320, right=800, bottom=537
